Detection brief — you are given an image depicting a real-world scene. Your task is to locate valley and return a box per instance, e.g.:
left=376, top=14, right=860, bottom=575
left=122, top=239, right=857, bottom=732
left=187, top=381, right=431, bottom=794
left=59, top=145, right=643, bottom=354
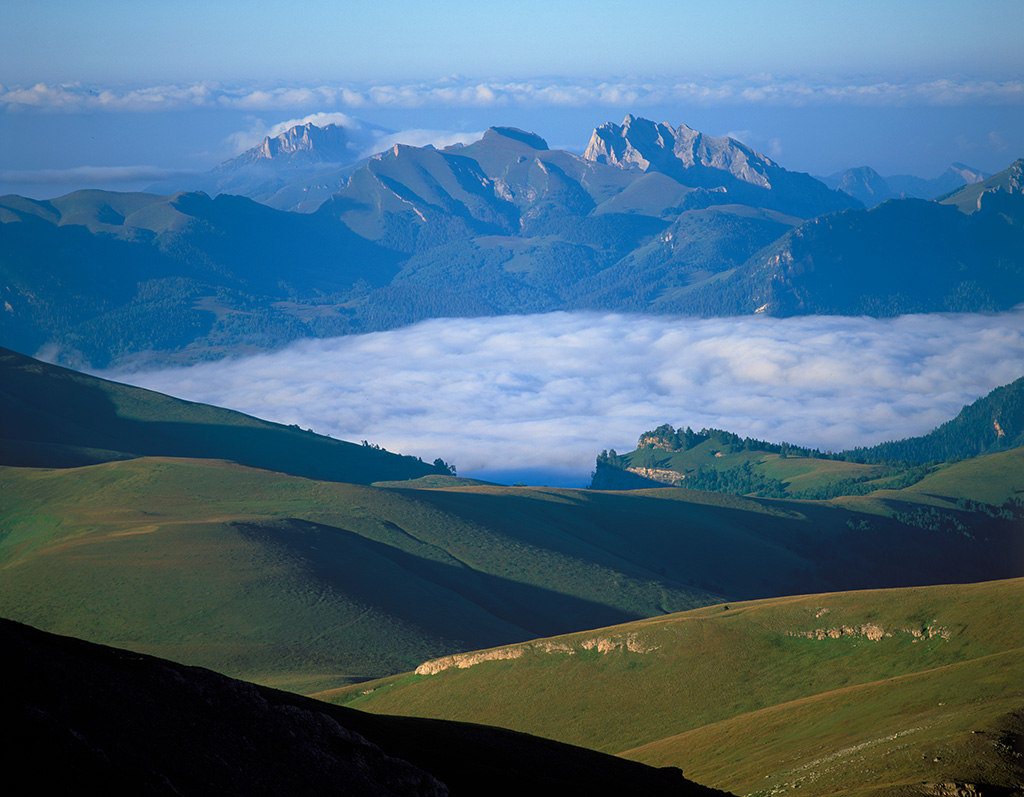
left=2, top=114, right=1022, bottom=794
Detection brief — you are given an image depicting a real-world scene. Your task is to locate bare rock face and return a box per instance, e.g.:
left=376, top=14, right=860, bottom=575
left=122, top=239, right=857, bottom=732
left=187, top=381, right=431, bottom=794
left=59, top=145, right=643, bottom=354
left=583, top=115, right=860, bottom=219
left=230, top=123, right=357, bottom=167
left=583, top=115, right=774, bottom=189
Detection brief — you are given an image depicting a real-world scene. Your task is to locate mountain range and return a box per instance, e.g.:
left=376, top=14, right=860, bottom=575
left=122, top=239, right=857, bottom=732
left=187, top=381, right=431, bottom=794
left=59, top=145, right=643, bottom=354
left=3, top=118, right=1020, bottom=369
left=146, top=120, right=388, bottom=213
left=820, top=162, right=989, bottom=207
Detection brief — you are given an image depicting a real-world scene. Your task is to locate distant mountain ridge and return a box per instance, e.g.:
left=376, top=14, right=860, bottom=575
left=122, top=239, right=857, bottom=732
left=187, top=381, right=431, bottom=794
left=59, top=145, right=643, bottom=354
left=147, top=120, right=387, bottom=212
left=224, top=122, right=360, bottom=166
left=677, top=158, right=1024, bottom=317
left=4, top=120, right=1022, bottom=368
left=584, top=115, right=858, bottom=218
left=821, top=162, right=989, bottom=207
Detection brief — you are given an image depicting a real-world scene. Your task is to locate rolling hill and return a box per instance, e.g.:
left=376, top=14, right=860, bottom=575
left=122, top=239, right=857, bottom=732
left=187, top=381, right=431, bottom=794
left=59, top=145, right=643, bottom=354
left=591, top=375, right=1024, bottom=499
left=326, top=578, right=1024, bottom=796
left=1, top=348, right=1021, bottom=693
left=2, top=450, right=1020, bottom=692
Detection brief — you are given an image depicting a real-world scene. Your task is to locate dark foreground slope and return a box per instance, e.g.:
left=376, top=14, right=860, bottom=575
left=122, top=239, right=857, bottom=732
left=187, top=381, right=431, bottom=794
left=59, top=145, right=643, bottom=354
left=0, top=345, right=443, bottom=483
left=0, top=617, right=725, bottom=797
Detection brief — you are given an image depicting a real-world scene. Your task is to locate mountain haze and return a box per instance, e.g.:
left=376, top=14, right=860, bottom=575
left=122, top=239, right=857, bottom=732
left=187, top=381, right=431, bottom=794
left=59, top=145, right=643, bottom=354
left=146, top=121, right=387, bottom=212
left=821, top=162, right=989, bottom=207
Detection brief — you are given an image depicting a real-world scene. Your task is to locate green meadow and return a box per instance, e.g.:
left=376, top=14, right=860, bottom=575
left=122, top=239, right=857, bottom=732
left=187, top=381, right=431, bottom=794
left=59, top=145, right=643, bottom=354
left=327, top=578, right=1024, bottom=795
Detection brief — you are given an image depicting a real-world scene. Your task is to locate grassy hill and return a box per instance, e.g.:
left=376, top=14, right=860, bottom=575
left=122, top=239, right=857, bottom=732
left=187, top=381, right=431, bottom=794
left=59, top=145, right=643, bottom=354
left=326, top=578, right=1024, bottom=796
left=594, top=377, right=1024, bottom=500
left=0, top=345, right=441, bottom=483
left=2, top=444, right=1020, bottom=693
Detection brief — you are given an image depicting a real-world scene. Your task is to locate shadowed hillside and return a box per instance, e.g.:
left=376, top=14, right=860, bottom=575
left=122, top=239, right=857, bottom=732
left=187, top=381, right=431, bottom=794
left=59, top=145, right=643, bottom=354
left=0, top=617, right=727, bottom=796
left=0, top=345, right=442, bottom=483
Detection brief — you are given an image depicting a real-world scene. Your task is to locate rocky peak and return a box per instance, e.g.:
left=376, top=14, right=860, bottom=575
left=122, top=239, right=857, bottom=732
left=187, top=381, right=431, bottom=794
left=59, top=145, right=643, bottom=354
left=257, top=122, right=352, bottom=161
left=221, top=123, right=357, bottom=171
left=584, top=115, right=776, bottom=190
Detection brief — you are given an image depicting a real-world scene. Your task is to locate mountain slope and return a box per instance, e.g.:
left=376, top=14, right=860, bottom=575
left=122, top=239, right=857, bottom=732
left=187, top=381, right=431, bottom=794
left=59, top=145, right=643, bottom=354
left=0, top=189, right=400, bottom=366
left=820, top=162, right=989, bottom=207
left=2, top=617, right=724, bottom=796
left=0, top=345, right=441, bottom=483
left=851, top=375, right=1024, bottom=464
left=678, top=166, right=1024, bottom=317
left=3, top=125, right=1019, bottom=367
left=584, top=115, right=860, bottom=219
left=939, top=157, right=1024, bottom=214
left=145, top=121, right=387, bottom=212
left=328, top=578, right=1024, bottom=797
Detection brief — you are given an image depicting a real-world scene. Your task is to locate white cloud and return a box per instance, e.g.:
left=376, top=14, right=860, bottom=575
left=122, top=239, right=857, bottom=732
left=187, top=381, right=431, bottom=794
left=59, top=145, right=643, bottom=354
left=99, top=310, right=1024, bottom=486
left=4, top=76, right=1022, bottom=114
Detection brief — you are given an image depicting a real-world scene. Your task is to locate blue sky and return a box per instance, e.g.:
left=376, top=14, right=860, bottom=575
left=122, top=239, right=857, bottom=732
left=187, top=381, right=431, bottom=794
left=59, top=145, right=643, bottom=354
left=2, top=0, right=1022, bottom=196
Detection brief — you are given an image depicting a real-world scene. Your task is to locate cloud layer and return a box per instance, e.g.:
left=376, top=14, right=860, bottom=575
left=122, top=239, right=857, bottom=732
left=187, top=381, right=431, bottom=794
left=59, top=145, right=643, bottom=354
left=99, top=311, right=1024, bottom=486
left=5, top=75, right=1022, bottom=114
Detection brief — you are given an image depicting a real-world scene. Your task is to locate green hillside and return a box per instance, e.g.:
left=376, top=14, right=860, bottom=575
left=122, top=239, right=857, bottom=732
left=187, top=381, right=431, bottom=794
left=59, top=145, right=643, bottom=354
left=0, top=345, right=441, bottom=483
left=594, top=376, right=1024, bottom=500
left=851, top=374, right=1024, bottom=464
left=2, top=439, right=1020, bottom=693
left=327, top=578, right=1024, bottom=796
left=0, top=458, right=723, bottom=691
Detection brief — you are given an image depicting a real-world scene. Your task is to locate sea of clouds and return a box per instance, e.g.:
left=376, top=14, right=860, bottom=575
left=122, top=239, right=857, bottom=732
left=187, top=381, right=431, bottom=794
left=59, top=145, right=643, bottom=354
left=4, top=76, right=1021, bottom=114
left=102, top=310, right=1024, bottom=487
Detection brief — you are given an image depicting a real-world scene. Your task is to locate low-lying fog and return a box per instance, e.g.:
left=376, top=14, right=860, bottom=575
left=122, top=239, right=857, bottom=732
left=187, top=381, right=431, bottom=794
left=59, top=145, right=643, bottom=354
left=102, top=310, right=1024, bottom=487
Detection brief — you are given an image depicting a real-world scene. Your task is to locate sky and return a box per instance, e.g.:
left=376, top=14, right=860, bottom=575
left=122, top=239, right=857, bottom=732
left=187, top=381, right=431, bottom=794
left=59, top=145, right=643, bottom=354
left=2, top=1, right=1022, bottom=196
left=99, top=310, right=1024, bottom=487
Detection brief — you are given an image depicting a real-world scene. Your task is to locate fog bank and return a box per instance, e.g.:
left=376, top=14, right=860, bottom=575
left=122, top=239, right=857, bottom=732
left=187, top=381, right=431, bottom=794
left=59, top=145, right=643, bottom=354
left=102, top=310, right=1024, bottom=486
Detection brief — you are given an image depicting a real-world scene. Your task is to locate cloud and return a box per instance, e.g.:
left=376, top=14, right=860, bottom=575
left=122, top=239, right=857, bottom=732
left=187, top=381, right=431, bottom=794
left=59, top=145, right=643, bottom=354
left=1, top=165, right=200, bottom=185
left=97, top=310, right=1024, bottom=487
left=5, top=76, right=1022, bottom=114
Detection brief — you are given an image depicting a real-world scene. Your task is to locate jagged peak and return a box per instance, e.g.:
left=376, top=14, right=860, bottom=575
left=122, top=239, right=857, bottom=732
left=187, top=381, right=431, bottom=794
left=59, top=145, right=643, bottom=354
left=584, top=115, right=775, bottom=189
